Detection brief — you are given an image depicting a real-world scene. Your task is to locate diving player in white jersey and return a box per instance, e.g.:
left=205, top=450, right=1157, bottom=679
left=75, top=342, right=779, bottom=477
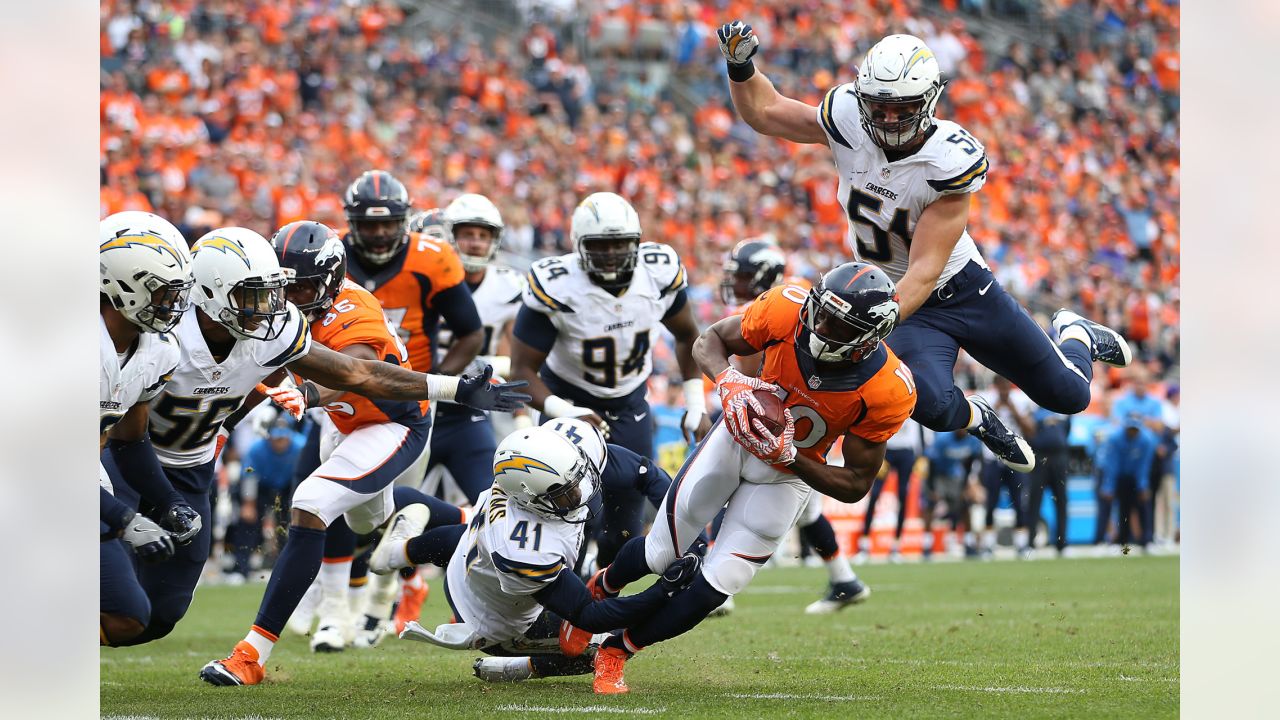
left=426, top=195, right=526, bottom=504
left=511, top=192, right=710, bottom=568
left=366, top=425, right=700, bottom=683
left=99, top=211, right=202, bottom=647
left=110, top=225, right=529, bottom=651
left=716, top=24, right=1132, bottom=474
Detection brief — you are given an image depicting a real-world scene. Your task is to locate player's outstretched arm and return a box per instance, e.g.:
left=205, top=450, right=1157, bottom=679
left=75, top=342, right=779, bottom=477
left=786, top=433, right=887, bottom=504
left=288, top=342, right=529, bottom=412
left=533, top=554, right=701, bottom=633
left=718, top=21, right=827, bottom=144
left=662, top=300, right=712, bottom=442
left=896, top=193, right=971, bottom=319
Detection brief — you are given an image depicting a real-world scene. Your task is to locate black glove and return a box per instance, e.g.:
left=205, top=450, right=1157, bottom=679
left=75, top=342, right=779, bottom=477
left=159, top=502, right=202, bottom=545
left=658, top=552, right=703, bottom=597
left=454, top=365, right=531, bottom=413
left=123, top=513, right=176, bottom=563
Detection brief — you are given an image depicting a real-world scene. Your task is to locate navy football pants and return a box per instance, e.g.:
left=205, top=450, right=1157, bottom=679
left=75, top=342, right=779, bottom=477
left=886, top=262, right=1093, bottom=432
left=428, top=409, right=498, bottom=505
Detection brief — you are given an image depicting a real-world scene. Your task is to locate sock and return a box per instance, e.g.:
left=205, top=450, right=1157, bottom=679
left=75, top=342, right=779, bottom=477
left=325, top=516, right=356, bottom=557
left=393, top=486, right=464, bottom=526
left=982, top=529, right=996, bottom=550
left=531, top=653, right=595, bottom=678
left=1058, top=334, right=1095, bottom=382
left=826, top=556, right=856, bottom=585
left=799, top=515, right=839, bottom=558
left=318, top=556, right=352, bottom=616
left=966, top=399, right=983, bottom=430
left=251, top=524, right=326, bottom=641
left=602, top=535, right=651, bottom=591
left=612, top=574, right=727, bottom=651
left=243, top=626, right=277, bottom=666
left=406, top=524, right=466, bottom=566
left=364, top=571, right=399, bottom=621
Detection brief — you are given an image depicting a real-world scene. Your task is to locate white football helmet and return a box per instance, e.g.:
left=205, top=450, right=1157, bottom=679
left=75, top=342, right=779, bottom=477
left=443, top=194, right=504, bottom=273
left=544, top=417, right=608, bottom=475
left=853, top=34, right=946, bottom=149
left=493, top=426, right=599, bottom=523
left=99, top=211, right=194, bottom=333
left=191, top=227, right=291, bottom=341
left=570, top=192, right=641, bottom=289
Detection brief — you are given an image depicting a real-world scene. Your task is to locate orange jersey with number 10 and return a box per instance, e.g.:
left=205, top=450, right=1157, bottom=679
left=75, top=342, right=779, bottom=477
left=302, top=279, right=430, bottom=435
left=345, top=232, right=466, bottom=373
left=739, top=285, right=916, bottom=464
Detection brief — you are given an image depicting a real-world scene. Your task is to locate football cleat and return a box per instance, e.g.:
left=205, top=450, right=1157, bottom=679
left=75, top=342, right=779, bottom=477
left=804, top=579, right=872, bottom=615
left=968, top=396, right=1036, bottom=473
left=199, top=641, right=264, bottom=687
left=585, top=568, right=619, bottom=602
left=592, top=646, right=630, bottom=695
left=370, top=504, right=429, bottom=575
left=1052, top=309, right=1132, bottom=368
left=708, top=594, right=735, bottom=618
left=473, top=656, right=535, bottom=683
left=559, top=619, right=594, bottom=658
left=351, top=614, right=390, bottom=649
left=393, top=572, right=429, bottom=636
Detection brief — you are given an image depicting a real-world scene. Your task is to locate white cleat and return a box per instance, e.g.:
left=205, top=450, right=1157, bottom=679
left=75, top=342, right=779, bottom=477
left=473, top=656, right=535, bottom=682
left=310, top=597, right=350, bottom=653
left=804, top=579, right=871, bottom=615
left=370, top=504, right=430, bottom=575
left=351, top=614, right=390, bottom=649
left=286, top=580, right=321, bottom=636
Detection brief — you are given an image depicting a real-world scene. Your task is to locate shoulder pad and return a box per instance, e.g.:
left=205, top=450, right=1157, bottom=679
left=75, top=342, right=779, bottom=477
left=817, top=83, right=859, bottom=150
left=261, top=305, right=312, bottom=368
left=638, top=242, right=686, bottom=296
left=925, top=121, right=989, bottom=194
left=489, top=548, right=566, bottom=585
left=523, top=256, right=575, bottom=313
left=491, top=265, right=526, bottom=304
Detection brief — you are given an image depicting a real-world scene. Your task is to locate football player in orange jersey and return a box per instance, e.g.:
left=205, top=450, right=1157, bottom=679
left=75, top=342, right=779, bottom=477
left=716, top=239, right=871, bottom=616
left=584, top=262, right=916, bottom=694
left=201, top=222, right=500, bottom=686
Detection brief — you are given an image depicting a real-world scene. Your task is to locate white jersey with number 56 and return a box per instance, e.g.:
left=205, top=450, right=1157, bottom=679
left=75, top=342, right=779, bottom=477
left=816, top=83, right=990, bottom=288
left=522, top=242, right=687, bottom=399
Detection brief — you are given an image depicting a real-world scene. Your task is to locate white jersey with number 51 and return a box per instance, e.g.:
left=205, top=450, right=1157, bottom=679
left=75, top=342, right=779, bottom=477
left=816, top=83, right=990, bottom=288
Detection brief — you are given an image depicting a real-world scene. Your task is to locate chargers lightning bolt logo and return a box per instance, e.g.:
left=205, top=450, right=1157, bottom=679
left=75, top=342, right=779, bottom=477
left=193, top=235, right=252, bottom=269
left=493, top=454, right=558, bottom=477
left=100, top=231, right=187, bottom=269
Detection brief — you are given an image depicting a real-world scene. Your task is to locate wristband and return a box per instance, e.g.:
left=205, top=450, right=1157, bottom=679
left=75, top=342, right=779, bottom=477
left=301, top=380, right=321, bottom=409
left=727, top=59, right=756, bottom=82
left=426, top=374, right=460, bottom=401
left=682, top=378, right=707, bottom=414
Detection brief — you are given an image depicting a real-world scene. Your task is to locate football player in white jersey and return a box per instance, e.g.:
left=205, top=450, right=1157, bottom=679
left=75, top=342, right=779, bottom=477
left=426, top=195, right=526, bottom=504
left=99, top=211, right=201, bottom=646
left=716, top=24, right=1132, bottom=474
left=366, top=425, right=700, bottom=682
left=110, top=225, right=528, bottom=652
left=511, top=192, right=710, bottom=569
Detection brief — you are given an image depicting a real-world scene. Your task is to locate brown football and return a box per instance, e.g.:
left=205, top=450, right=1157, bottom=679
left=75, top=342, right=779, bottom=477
left=748, top=389, right=787, bottom=436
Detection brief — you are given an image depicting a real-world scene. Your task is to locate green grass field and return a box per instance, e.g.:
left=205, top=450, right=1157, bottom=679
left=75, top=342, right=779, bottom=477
left=102, top=556, right=1177, bottom=719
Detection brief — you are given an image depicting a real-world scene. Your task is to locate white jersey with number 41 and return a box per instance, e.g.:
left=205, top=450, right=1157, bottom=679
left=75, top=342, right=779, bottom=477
left=816, top=83, right=991, bottom=288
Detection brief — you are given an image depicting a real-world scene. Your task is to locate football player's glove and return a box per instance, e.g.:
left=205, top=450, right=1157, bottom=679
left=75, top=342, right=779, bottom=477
left=715, top=367, right=777, bottom=441
left=123, top=513, right=176, bottom=563
left=748, top=409, right=798, bottom=466
left=263, top=383, right=307, bottom=420
left=717, top=21, right=760, bottom=66
left=659, top=552, right=703, bottom=597
left=455, top=365, right=531, bottom=413
left=160, top=502, right=203, bottom=545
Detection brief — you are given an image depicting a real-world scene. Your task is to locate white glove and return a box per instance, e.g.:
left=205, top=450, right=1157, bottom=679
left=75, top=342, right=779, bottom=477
left=123, top=513, right=176, bottom=563
left=680, top=378, right=708, bottom=443
left=717, top=21, right=760, bottom=66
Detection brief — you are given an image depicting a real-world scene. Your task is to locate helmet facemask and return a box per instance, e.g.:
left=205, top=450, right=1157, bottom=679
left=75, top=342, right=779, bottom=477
left=799, top=289, right=895, bottom=363
left=579, top=235, right=639, bottom=289
left=349, top=215, right=407, bottom=267
left=450, top=222, right=502, bottom=273
left=221, top=277, right=290, bottom=340
left=525, top=448, right=599, bottom=524
left=127, top=274, right=194, bottom=333
left=854, top=91, right=938, bottom=150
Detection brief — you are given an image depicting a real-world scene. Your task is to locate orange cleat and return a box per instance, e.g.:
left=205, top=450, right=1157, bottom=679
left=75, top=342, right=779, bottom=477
left=592, top=646, right=630, bottom=695
left=585, top=568, right=619, bottom=601
left=559, top=619, right=594, bottom=658
left=199, top=641, right=265, bottom=686
left=393, top=571, right=429, bottom=636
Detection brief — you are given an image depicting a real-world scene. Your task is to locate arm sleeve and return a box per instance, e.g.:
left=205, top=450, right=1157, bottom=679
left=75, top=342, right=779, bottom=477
left=533, top=570, right=670, bottom=633
left=433, top=282, right=483, bottom=339
left=513, top=304, right=558, bottom=354
left=100, top=486, right=134, bottom=539
left=105, top=437, right=183, bottom=510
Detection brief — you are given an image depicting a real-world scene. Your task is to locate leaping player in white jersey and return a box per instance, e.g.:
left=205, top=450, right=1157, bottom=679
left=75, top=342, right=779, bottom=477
left=716, top=23, right=1132, bottom=474
left=511, top=191, right=711, bottom=570
left=99, top=211, right=202, bottom=647
left=423, top=195, right=527, bottom=505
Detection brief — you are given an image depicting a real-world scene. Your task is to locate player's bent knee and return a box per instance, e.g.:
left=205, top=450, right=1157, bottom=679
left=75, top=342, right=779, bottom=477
left=642, top=535, right=677, bottom=576
left=1038, top=383, right=1090, bottom=416
left=290, top=507, right=327, bottom=530
left=100, top=613, right=147, bottom=646
left=702, top=555, right=757, bottom=597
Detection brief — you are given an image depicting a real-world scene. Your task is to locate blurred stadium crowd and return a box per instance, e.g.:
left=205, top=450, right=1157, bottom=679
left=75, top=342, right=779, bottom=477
left=100, top=0, right=1179, bottom=562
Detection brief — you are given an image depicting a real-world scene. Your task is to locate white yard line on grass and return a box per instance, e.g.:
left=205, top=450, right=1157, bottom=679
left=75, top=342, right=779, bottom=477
left=930, top=684, right=1084, bottom=694
left=726, top=692, right=880, bottom=702
left=495, top=704, right=666, bottom=715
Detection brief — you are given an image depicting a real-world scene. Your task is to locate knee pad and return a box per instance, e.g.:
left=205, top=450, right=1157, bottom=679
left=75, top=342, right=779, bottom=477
left=642, top=534, right=677, bottom=577
left=800, top=491, right=824, bottom=527
left=701, top=553, right=758, bottom=597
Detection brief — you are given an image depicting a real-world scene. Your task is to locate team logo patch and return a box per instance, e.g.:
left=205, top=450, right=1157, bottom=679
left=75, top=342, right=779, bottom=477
left=316, top=233, right=344, bottom=264
left=100, top=232, right=187, bottom=269
left=494, top=454, right=558, bottom=477
left=808, top=374, right=823, bottom=390
left=193, top=235, right=252, bottom=269
left=211, top=369, right=222, bottom=381
left=880, top=167, right=891, bottom=181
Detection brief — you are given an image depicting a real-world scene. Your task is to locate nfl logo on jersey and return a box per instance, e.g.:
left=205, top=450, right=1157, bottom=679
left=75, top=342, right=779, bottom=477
left=808, top=374, right=822, bottom=389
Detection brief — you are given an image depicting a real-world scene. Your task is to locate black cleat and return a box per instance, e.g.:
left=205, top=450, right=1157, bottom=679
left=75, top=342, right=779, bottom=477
left=969, top=395, right=1035, bottom=473
left=1052, top=309, right=1132, bottom=368
left=804, top=579, right=871, bottom=614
